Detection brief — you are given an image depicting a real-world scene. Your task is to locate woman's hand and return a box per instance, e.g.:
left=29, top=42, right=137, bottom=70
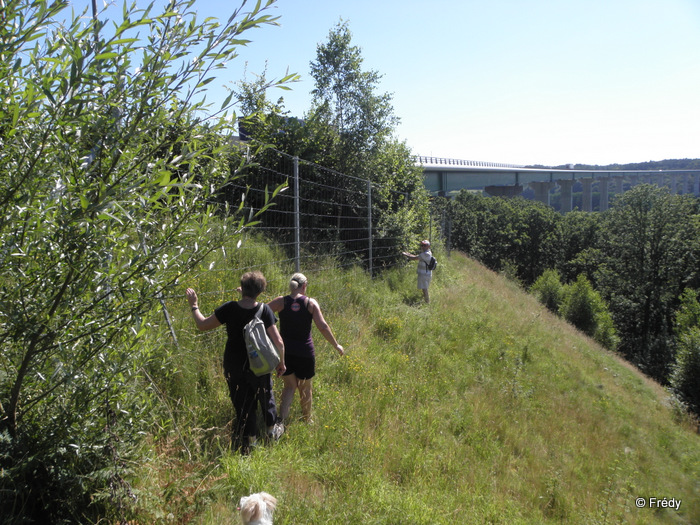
left=186, top=288, right=198, bottom=308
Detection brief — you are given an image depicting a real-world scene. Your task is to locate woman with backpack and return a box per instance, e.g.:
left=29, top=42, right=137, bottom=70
left=268, top=273, right=344, bottom=424
left=402, top=239, right=434, bottom=304
left=186, top=271, right=285, bottom=454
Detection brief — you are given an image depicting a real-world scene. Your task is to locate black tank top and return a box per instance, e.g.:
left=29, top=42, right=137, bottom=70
left=279, top=295, right=315, bottom=357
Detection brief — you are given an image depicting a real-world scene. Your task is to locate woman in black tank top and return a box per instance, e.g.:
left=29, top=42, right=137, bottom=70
left=268, top=273, right=345, bottom=423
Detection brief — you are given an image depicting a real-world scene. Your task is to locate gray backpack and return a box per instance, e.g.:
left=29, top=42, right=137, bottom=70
left=243, top=304, right=280, bottom=376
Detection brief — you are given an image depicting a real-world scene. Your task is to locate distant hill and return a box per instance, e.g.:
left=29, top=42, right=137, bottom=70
left=526, top=159, right=700, bottom=170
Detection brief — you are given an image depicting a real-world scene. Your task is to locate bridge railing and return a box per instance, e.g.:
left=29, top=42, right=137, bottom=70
left=413, top=155, right=524, bottom=169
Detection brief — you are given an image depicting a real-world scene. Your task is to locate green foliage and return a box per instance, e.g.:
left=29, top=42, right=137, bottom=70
left=592, top=307, right=619, bottom=352
left=371, top=140, right=433, bottom=268
left=134, top=243, right=700, bottom=524
left=675, top=288, right=700, bottom=335
left=670, top=329, right=700, bottom=413
left=0, top=0, right=288, bottom=521
left=670, top=289, right=700, bottom=412
left=530, top=268, right=564, bottom=313
left=554, top=211, right=602, bottom=283
left=530, top=271, right=617, bottom=350
left=230, top=20, right=432, bottom=271
left=596, top=185, right=700, bottom=381
left=559, top=275, right=618, bottom=350
left=560, top=275, right=600, bottom=336
left=450, top=192, right=559, bottom=286
left=310, top=19, right=398, bottom=168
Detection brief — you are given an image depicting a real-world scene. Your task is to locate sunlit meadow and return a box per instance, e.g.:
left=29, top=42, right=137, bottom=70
left=132, top=236, right=699, bottom=524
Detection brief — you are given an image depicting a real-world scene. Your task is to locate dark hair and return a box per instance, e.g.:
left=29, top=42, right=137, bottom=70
left=240, top=271, right=267, bottom=298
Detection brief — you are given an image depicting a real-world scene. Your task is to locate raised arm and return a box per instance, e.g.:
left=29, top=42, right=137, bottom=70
left=309, top=298, right=344, bottom=355
left=186, top=288, right=222, bottom=331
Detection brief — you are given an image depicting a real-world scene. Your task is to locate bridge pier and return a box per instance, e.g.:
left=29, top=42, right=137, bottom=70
left=484, top=185, right=523, bottom=198
left=613, top=176, right=624, bottom=195
left=557, top=179, right=574, bottom=213
left=581, top=178, right=594, bottom=212
left=670, top=174, right=678, bottom=194
left=681, top=173, right=697, bottom=195
left=599, top=178, right=610, bottom=211
left=529, top=181, right=555, bottom=206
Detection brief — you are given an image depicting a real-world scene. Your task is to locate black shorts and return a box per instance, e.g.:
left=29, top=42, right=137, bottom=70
left=283, top=354, right=316, bottom=380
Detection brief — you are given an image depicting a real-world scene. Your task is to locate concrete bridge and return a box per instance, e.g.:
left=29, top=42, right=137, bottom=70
left=417, top=156, right=700, bottom=212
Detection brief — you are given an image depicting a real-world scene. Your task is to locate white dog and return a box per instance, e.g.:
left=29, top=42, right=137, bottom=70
left=238, top=492, right=277, bottom=525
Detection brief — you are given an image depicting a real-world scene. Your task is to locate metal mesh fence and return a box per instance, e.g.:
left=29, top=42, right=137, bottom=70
left=167, top=146, right=433, bottom=340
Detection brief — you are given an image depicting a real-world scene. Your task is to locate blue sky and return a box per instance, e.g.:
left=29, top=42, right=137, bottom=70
left=93, top=0, right=700, bottom=166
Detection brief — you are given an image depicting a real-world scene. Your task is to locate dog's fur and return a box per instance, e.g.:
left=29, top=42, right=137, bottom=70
left=238, top=492, right=277, bottom=525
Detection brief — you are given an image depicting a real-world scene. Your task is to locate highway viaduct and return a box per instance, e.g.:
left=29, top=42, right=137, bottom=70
left=417, top=156, right=700, bottom=212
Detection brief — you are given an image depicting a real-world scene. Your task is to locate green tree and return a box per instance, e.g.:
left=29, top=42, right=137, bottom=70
left=675, top=288, right=700, bottom=334
left=670, top=289, right=700, bottom=414
left=450, top=192, right=520, bottom=273
left=0, top=0, right=286, bottom=521
left=596, top=185, right=700, bottom=381
left=309, top=19, right=398, bottom=175
left=449, top=193, right=560, bottom=286
left=670, top=329, right=700, bottom=414
left=559, top=275, right=618, bottom=350
left=554, top=210, right=602, bottom=283
left=369, top=139, right=432, bottom=268
left=530, top=269, right=564, bottom=313
left=516, top=201, right=560, bottom=285
left=231, top=20, right=431, bottom=270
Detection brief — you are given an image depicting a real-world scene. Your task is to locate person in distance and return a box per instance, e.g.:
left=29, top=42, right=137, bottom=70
left=402, top=239, right=433, bottom=304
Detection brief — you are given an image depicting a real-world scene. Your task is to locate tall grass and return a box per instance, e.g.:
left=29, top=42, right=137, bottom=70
left=132, top=236, right=699, bottom=524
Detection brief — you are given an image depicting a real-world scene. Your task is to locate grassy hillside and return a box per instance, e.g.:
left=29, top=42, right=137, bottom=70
left=134, top=241, right=699, bottom=524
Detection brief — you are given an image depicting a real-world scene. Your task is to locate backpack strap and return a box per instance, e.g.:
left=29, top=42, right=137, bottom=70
left=255, top=303, right=264, bottom=319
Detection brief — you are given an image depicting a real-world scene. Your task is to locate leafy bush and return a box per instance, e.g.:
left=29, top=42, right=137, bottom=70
left=670, top=329, right=700, bottom=414
left=530, top=269, right=564, bottom=313
left=670, top=290, right=700, bottom=414
left=0, top=0, right=287, bottom=521
left=597, top=185, right=700, bottom=380
left=560, top=275, right=618, bottom=350
left=560, top=276, right=598, bottom=335
left=449, top=193, right=559, bottom=286
left=592, top=307, right=619, bottom=352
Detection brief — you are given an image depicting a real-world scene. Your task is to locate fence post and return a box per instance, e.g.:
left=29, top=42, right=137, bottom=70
left=367, top=180, right=373, bottom=278
left=294, top=156, right=300, bottom=273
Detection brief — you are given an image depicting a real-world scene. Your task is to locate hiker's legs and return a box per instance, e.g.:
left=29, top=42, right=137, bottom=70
left=229, top=380, right=259, bottom=453
left=417, top=273, right=431, bottom=304
left=280, top=373, right=297, bottom=422
left=259, top=375, right=278, bottom=428
left=297, top=378, right=313, bottom=422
